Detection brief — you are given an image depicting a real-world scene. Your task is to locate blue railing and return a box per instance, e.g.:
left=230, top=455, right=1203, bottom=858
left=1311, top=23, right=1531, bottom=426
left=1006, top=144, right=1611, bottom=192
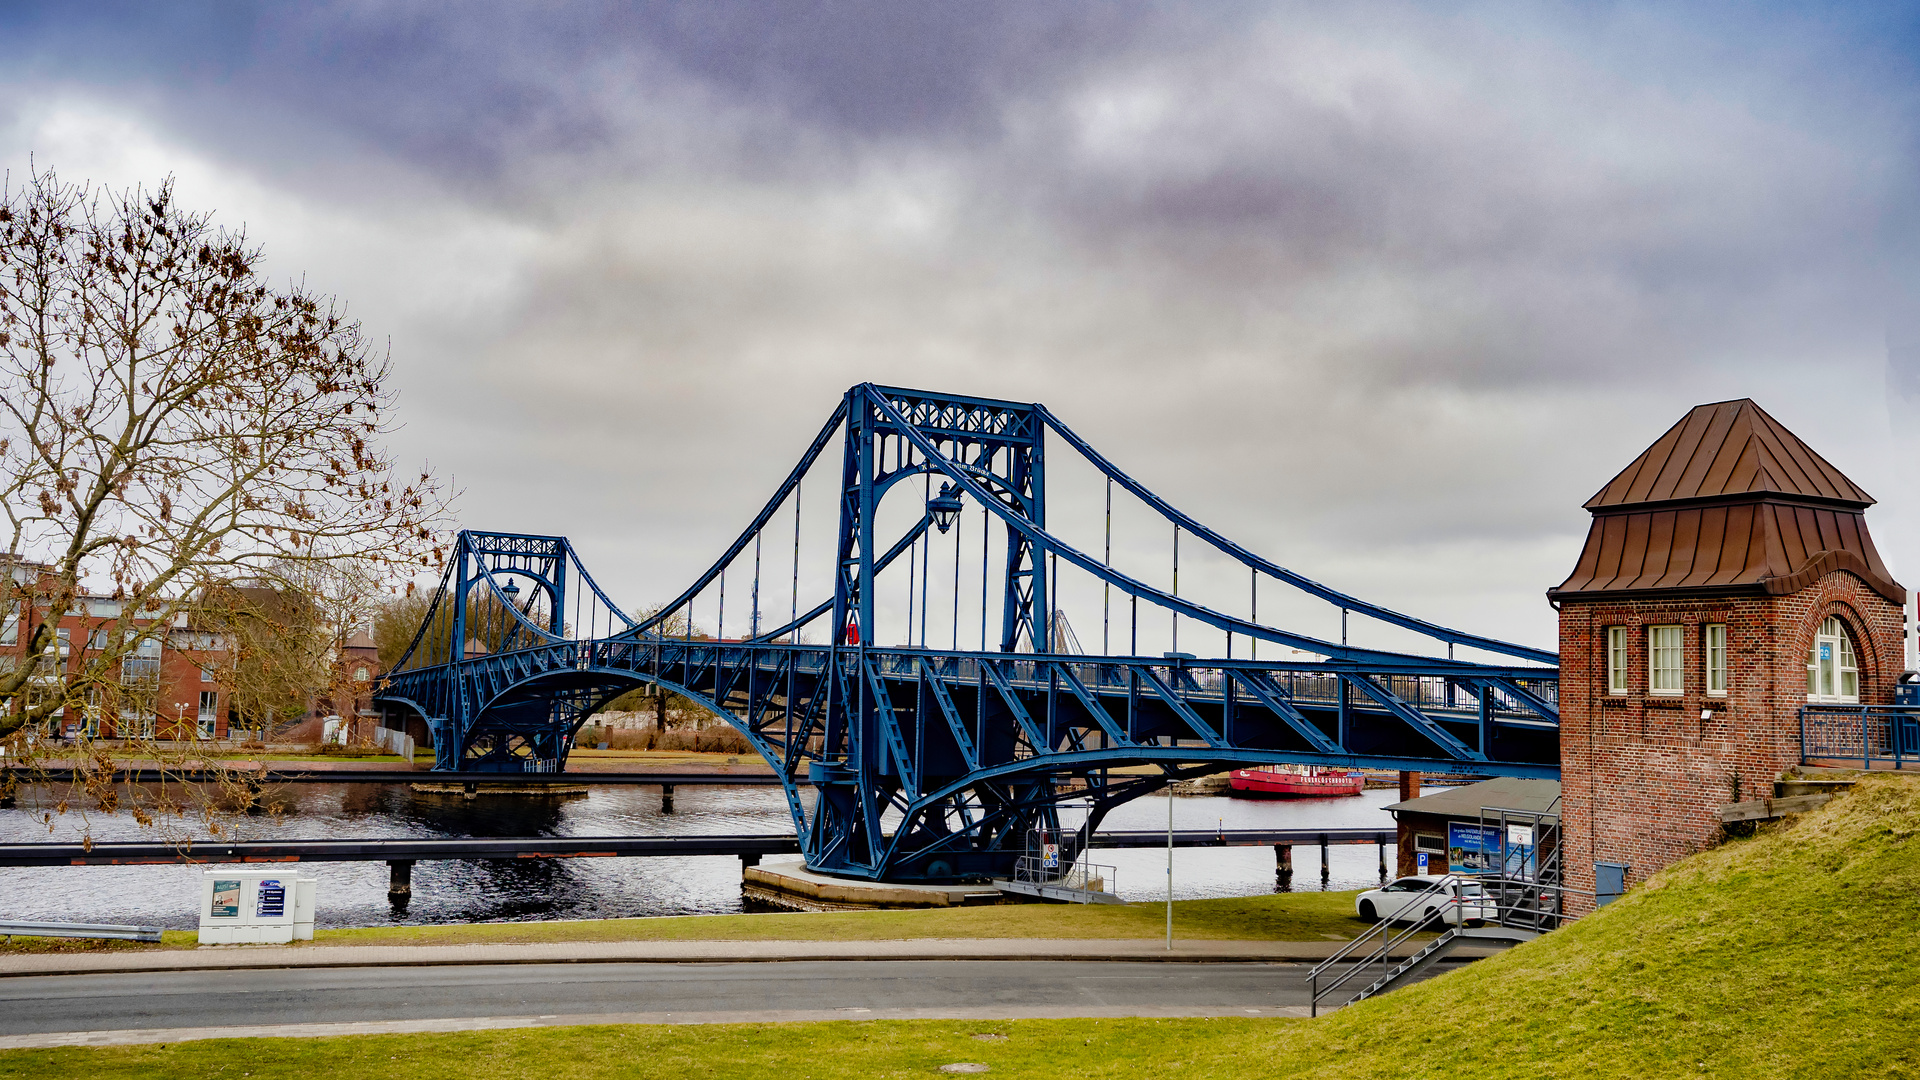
left=1801, top=706, right=1920, bottom=770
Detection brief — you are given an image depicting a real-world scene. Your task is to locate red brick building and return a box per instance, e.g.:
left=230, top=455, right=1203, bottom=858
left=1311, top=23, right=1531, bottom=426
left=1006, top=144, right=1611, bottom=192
left=3, top=562, right=230, bottom=740
left=1549, top=399, right=1907, bottom=906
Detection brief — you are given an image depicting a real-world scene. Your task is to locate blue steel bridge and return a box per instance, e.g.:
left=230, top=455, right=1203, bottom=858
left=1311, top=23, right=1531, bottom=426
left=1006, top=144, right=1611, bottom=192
left=376, top=384, right=1558, bottom=883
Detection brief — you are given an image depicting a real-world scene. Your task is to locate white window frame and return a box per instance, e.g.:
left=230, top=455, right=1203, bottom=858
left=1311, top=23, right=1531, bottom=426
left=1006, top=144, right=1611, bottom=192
left=1647, top=625, right=1683, bottom=696
left=1606, top=626, right=1629, bottom=695
left=198, top=691, right=219, bottom=738
left=1704, top=623, right=1727, bottom=697
left=1806, top=617, right=1859, bottom=704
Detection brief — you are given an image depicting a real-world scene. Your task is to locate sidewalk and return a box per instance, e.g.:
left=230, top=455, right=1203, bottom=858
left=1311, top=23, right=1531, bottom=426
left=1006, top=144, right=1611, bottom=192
left=0, top=937, right=1499, bottom=978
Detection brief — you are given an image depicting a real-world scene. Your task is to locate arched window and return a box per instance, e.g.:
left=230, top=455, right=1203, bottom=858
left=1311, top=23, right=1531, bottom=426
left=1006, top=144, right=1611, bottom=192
left=1806, top=617, right=1859, bottom=704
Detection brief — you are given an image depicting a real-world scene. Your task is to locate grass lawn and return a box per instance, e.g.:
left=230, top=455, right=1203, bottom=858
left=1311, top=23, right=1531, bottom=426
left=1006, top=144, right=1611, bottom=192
left=0, top=891, right=1374, bottom=953
left=4, top=774, right=1913, bottom=1077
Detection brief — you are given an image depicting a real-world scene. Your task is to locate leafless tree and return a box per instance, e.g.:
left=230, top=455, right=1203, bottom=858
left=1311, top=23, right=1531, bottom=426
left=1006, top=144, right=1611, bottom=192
left=0, top=167, right=449, bottom=835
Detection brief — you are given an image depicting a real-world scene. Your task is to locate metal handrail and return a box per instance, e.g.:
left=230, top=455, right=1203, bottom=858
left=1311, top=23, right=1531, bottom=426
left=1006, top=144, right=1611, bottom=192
left=1308, top=878, right=1457, bottom=1015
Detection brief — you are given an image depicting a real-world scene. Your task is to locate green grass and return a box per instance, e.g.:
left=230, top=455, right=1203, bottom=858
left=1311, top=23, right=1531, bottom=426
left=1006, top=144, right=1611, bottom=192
left=311, top=890, right=1370, bottom=946
left=0, top=891, right=1372, bottom=953
left=8, top=774, right=1916, bottom=1077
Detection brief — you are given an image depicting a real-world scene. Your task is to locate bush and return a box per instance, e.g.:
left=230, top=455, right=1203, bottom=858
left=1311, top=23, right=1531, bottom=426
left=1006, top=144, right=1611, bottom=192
left=602, top=726, right=750, bottom=754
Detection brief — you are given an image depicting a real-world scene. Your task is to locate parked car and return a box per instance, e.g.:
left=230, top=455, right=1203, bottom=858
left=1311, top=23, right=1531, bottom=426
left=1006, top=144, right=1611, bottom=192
left=1355, top=875, right=1495, bottom=927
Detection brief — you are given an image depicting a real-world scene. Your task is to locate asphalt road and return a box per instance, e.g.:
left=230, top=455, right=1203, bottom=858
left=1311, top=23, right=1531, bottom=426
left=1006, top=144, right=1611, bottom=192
left=1, top=960, right=1328, bottom=1035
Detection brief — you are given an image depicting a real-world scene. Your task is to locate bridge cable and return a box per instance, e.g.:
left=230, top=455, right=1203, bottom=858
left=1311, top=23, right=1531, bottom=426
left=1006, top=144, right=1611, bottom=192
left=1103, top=476, right=1112, bottom=656
left=869, top=389, right=1539, bottom=669
left=952, top=501, right=962, bottom=651
left=790, top=477, right=802, bottom=644
left=979, top=497, right=990, bottom=652
left=1034, top=405, right=1555, bottom=665
left=920, top=471, right=932, bottom=649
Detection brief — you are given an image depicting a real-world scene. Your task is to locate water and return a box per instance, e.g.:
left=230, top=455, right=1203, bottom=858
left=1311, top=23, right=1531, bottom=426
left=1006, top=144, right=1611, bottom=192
left=0, top=783, right=1417, bottom=930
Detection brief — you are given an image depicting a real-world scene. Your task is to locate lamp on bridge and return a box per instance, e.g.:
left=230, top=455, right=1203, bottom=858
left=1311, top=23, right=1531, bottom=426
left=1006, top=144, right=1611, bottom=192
left=927, top=484, right=964, bottom=533
left=499, top=578, right=521, bottom=601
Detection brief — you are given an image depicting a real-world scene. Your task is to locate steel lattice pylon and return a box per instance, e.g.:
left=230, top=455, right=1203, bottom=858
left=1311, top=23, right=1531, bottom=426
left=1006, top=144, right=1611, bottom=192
left=378, top=384, right=1559, bottom=882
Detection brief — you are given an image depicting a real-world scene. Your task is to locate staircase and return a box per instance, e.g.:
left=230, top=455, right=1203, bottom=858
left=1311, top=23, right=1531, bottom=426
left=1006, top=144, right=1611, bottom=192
left=1345, top=925, right=1538, bottom=1004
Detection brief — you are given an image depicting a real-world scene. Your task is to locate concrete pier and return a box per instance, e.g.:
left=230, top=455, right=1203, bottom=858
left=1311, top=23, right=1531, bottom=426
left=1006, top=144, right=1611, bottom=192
left=743, top=858, right=1004, bottom=912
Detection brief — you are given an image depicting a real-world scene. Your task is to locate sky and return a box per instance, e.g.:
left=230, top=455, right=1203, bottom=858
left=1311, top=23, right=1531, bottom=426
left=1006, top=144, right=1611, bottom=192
left=3, top=1, right=1918, bottom=657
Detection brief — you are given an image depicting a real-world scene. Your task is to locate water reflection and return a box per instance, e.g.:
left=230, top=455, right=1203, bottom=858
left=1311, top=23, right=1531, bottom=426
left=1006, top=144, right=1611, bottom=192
left=0, top=783, right=1420, bottom=929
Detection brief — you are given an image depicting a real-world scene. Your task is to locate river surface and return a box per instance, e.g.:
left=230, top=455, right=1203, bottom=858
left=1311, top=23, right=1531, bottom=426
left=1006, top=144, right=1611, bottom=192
left=0, top=782, right=1431, bottom=930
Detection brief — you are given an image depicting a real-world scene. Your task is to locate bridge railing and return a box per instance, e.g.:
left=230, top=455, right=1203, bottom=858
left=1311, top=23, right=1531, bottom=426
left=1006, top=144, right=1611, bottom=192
left=1801, top=705, right=1920, bottom=769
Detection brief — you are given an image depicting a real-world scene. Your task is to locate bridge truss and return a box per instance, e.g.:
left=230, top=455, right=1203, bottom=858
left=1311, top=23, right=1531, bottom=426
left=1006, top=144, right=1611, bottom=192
left=378, top=384, right=1558, bottom=882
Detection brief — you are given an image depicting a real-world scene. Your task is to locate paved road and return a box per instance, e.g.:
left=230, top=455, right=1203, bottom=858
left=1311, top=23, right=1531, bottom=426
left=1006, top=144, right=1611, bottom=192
left=1, top=960, right=1323, bottom=1037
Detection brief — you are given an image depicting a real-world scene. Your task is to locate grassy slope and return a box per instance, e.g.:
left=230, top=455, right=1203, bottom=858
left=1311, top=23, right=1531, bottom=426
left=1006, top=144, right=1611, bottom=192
left=6, top=775, right=1915, bottom=1079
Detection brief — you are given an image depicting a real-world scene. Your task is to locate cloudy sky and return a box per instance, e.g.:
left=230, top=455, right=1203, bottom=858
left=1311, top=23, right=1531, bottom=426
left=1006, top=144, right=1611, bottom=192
left=4, top=1, right=1917, bottom=656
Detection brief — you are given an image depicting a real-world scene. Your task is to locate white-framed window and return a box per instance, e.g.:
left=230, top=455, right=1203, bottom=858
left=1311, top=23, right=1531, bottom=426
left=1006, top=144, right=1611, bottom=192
left=0, top=615, right=16, bottom=647
left=1704, top=624, right=1727, bottom=697
left=353, top=665, right=369, bottom=683
left=1806, top=617, right=1859, bottom=703
left=198, top=691, right=219, bottom=738
left=1647, top=625, right=1683, bottom=695
left=1606, top=627, right=1629, bottom=694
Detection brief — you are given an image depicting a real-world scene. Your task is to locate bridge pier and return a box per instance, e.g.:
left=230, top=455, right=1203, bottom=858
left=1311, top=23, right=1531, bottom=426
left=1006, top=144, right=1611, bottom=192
left=1274, top=844, right=1293, bottom=889
left=660, top=784, right=675, bottom=814
left=740, top=853, right=760, bottom=870
left=388, top=859, right=414, bottom=909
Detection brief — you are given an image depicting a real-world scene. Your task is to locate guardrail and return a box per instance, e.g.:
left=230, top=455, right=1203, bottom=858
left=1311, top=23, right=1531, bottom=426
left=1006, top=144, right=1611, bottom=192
left=0, top=827, right=1387, bottom=868
left=1801, top=706, right=1920, bottom=769
left=0, top=919, right=163, bottom=943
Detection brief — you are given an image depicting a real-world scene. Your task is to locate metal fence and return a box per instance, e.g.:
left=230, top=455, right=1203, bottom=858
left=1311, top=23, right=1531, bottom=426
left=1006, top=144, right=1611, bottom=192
left=1009, top=855, right=1117, bottom=900
left=1801, top=706, right=1920, bottom=769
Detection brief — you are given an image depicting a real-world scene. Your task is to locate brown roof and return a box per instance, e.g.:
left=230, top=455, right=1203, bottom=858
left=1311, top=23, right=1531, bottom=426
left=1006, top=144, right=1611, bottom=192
left=1553, top=399, right=1903, bottom=604
left=1585, top=399, right=1872, bottom=509
left=1383, top=777, right=1562, bottom=819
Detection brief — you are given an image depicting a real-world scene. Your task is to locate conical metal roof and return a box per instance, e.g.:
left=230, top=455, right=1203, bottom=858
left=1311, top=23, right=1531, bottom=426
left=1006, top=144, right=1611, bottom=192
left=1584, top=398, right=1872, bottom=509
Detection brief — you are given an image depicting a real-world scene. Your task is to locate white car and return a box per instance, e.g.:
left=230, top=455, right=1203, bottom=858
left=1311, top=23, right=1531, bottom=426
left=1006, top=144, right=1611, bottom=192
left=1355, top=874, right=1495, bottom=927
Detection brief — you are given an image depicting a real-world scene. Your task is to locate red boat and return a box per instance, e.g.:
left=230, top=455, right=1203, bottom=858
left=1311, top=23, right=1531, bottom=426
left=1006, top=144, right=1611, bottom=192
left=1227, top=764, right=1365, bottom=798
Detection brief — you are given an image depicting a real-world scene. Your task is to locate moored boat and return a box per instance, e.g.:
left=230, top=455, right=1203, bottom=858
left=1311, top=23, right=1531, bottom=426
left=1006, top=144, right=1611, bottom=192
left=1227, top=763, right=1365, bottom=798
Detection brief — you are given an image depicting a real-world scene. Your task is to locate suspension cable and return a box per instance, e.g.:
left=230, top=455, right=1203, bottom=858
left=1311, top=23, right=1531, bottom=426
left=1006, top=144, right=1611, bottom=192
left=1103, top=476, right=1111, bottom=656
left=1171, top=524, right=1180, bottom=655
left=791, top=477, right=802, bottom=643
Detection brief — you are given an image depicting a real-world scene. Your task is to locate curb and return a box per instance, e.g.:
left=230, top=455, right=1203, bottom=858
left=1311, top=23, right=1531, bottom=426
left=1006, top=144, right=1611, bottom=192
left=0, top=943, right=1498, bottom=979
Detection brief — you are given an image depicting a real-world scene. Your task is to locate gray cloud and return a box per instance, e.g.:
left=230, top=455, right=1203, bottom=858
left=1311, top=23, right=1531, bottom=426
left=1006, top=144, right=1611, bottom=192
left=2, top=1, right=1916, bottom=653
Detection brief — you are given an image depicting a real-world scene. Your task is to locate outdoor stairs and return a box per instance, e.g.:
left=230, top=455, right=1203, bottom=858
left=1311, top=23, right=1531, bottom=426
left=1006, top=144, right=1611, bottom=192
left=1348, top=925, right=1539, bottom=1004
left=1716, top=766, right=1859, bottom=825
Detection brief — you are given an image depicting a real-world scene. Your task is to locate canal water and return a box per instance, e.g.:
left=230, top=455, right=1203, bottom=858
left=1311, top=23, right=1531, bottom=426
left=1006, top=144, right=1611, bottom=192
left=0, top=783, right=1425, bottom=931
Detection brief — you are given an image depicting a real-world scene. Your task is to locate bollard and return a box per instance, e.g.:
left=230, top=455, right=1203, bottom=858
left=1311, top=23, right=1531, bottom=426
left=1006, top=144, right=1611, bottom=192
left=661, top=784, right=675, bottom=814
left=1378, top=839, right=1388, bottom=881
left=1320, top=835, right=1330, bottom=882
left=1274, top=844, right=1293, bottom=890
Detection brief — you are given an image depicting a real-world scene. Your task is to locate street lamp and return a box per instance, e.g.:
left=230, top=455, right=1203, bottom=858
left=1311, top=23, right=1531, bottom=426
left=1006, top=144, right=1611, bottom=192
left=927, top=484, right=964, bottom=533
left=499, top=577, right=521, bottom=600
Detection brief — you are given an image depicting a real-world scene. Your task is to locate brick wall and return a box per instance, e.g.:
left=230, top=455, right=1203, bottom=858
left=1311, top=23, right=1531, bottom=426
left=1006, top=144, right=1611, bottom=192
left=1557, top=569, right=1903, bottom=908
